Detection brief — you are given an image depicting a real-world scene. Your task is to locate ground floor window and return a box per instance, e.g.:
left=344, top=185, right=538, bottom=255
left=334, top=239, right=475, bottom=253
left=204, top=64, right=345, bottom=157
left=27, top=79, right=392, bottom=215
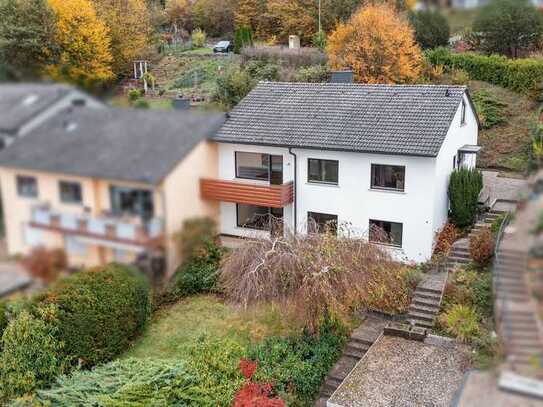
left=307, top=211, right=338, bottom=234
left=236, top=204, right=283, bottom=231
left=369, top=219, right=403, bottom=247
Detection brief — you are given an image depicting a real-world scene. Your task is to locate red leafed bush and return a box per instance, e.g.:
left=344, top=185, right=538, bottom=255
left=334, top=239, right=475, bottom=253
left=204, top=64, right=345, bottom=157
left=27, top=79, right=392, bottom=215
left=469, top=229, right=495, bottom=267
left=434, top=223, right=460, bottom=257
left=21, top=246, right=67, bottom=283
left=234, top=359, right=285, bottom=407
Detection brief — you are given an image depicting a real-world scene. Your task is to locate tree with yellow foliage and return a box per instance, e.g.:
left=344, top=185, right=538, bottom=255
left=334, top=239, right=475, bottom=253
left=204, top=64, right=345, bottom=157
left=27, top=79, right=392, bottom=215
left=327, top=3, right=422, bottom=84
left=266, top=0, right=316, bottom=45
left=92, top=0, right=151, bottom=74
left=47, top=0, right=113, bottom=87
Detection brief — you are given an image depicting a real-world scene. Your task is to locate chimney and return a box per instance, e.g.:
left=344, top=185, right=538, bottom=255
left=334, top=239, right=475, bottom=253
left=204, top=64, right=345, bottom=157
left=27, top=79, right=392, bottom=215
left=289, top=35, right=300, bottom=49
left=330, top=70, right=354, bottom=84
left=172, top=96, right=190, bottom=110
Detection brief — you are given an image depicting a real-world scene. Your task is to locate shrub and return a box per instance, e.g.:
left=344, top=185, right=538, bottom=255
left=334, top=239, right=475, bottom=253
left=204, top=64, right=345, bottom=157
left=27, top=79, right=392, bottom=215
left=472, top=90, right=507, bottom=129
left=174, top=216, right=217, bottom=262
left=215, top=66, right=256, bottom=109
left=34, top=263, right=151, bottom=367
left=167, top=240, right=226, bottom=300
left=409, top=10, right=450, bottom=50
left=234, top=359, right=285, bottom=407
left=127, top=88, right=142, bottom=102
left=191, top=28, right=206, bottom=48
left=473, top=0, right=543, bottom=58
left=434, top=223, right=460, bottom=257
left=439, top=304, right=480, bottom=343
left=0, top=305, right=67, bottom=401
left=471, top=271, right=493, bottom=318
left=291, top=65, right=330, bottom=83
left=133, top=98, right=150, bottom=109
left=426, top=47, right=543, bottom=96
left=469, top=229, right=495, bottom=267
left=245, top=60, right=280, bottom=81
left=234, top=26, right=253, bottom=54
left=241, top=46, right=326, bottom=68
left=21, top=247, right=66, bottom=283
left=490, top=213, right=507, bottom=234
left=220, top=228, right=412, bottom=332
left=0, top=300, right=8, bottom=341
left=448, top=168, right=483, bottom=228
left=248, top=319, right=347, bottom=405
left=450, top=68, right=470, bottom=85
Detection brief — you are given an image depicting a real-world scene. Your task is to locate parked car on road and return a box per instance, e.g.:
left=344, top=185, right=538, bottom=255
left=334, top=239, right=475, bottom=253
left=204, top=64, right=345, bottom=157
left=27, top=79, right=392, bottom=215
left=213, top=40, right=233, bottom=53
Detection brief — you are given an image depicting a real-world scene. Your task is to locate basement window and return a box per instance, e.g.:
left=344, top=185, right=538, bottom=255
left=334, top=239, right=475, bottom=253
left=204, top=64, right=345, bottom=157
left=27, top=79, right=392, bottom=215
left=308, top=212, right=338, bottom=234
left=369, top=219, right=403, bottom=248
left=236, top=204, right=283, bottom=231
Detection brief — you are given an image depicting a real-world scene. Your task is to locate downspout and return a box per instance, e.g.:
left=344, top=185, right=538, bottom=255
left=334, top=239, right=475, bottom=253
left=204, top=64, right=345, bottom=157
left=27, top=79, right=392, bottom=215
left=288, top=148, right=297, bottom=233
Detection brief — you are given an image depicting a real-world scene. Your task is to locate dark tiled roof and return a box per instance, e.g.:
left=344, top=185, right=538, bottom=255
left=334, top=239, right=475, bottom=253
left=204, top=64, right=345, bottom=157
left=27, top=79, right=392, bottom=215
left=0, top=83, right=72, bottom=134
left=0, top=108, right=225, bottom=185
left=214, top=82, right=470, bottom=157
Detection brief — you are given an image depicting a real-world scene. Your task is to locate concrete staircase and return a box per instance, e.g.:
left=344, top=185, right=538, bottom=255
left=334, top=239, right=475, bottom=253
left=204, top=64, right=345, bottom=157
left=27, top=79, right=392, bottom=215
left=407, top=271, right=448, bottom=329
left=495, top=250, right=531, bottom=303
left=315, top=316, right=385, bottom=406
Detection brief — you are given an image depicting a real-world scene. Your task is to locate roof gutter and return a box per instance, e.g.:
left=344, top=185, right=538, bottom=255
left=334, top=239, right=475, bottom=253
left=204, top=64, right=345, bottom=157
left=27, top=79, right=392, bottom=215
left=288, top=147, right=297, bottom=234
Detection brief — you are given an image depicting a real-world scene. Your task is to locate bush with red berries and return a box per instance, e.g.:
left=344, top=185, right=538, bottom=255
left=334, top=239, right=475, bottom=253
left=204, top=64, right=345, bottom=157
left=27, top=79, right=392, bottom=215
left=233, top=359, right=285, bottom=407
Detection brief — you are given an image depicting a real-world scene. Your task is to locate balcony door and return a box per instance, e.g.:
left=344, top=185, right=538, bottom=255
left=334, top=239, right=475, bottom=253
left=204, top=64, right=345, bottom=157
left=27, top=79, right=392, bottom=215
left=110, top=186, right=154, bottom=220
left=235, top=152, right=283, bottom=185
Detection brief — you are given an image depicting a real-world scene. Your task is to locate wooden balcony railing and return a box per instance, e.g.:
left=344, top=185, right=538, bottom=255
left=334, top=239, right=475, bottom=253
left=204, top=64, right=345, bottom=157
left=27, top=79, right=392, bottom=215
left=200, top=179, right=294, bottom=208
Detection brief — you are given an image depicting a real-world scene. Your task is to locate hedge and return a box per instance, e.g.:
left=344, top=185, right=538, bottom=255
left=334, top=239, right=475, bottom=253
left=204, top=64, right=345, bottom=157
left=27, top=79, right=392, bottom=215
left=34, top=263, right=151, bottom=367
left=426, top=47, right=543, bottom=95
left=448, top=168, right=483, bottom=228
left=0, top=300, right=8, bottom=341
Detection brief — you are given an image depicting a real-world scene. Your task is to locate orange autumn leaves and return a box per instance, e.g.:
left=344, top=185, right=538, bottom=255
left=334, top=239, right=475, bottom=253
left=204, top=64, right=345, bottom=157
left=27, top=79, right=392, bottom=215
left=327, top=3, right=423, bottom=84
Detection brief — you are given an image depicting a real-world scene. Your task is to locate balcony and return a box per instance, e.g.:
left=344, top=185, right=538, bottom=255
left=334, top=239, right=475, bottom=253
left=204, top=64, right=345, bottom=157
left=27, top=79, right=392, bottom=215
left=200, top=179, right=294, bottom=208
left=29, top=204, right=164, bottom=248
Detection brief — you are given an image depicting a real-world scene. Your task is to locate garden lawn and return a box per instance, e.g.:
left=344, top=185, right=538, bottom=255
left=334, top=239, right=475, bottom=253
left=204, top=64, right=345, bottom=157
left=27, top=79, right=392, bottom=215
left=124, top=294, right=296, bottom=360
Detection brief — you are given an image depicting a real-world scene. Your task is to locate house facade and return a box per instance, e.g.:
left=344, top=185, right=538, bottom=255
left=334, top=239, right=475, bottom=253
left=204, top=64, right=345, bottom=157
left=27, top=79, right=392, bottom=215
left=0, top=107, right=224, bottom=275
left=201, top=83, right=479, bottom=263
left=450, top=0, right=543, bottom=8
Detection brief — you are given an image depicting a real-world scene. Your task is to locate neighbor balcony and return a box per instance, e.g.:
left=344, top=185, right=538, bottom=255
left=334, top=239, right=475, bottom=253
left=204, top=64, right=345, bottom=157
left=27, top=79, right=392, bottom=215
left=29, top=204, right=164, bottom=248
left=200, top=179, right=294, bottom=208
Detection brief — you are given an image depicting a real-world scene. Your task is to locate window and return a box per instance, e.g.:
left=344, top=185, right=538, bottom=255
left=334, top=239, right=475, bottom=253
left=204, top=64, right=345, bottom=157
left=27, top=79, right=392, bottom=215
left=369, top=219, right=403, bottom=247
left=308, top=159, right=339, bottom=184
left=461, top=99, right=466, bottom=125
left=65, top=236, right=87, bottom=256
left=235, top=152, right=283, bottom=184
left=308, top=212, right=338, bottom=234
left=236, top=204, right=283, bottom=231
left=17, top=176, right=38, bottom=198
left=59, top=181, right=82, bottom=204
left=371, top=164, right=405, bottom=191
left=110, top=186, right=154, bottom=220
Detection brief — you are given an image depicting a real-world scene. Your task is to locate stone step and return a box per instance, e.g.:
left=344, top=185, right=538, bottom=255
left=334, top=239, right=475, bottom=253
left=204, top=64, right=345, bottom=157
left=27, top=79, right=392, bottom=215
left=408, top=311, right=435, bottom=323
left=449, top=251, right=471, bottom=259
left=448, top=256, right=471, bottom=263
left=315, top=397, right=328, bottom=407
left=416, top=286, right=442, bottom=296
left=412, top=319, right=433, bottom=329
left=345, top=341, right=370, bottom=355
left=409, top=303, right=440, bottom=314
left=415, top=291, right=441, bottom=301
left=412, top=297, right=441, bottom=308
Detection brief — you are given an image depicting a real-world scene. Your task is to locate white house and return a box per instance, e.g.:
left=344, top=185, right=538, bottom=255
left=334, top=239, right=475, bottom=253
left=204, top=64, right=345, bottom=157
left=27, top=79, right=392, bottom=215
left=450, top=0, right=543, bottom=9
left=201, top=82, right=480, bottom=263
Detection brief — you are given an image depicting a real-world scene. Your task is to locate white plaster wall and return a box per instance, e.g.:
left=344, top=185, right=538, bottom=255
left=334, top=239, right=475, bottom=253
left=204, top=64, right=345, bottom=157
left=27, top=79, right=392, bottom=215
left=432, top=93, right=479, bottom=238
left=293, top=149, right=437, bottom=262
left=217, top=143, right=294, bottom=238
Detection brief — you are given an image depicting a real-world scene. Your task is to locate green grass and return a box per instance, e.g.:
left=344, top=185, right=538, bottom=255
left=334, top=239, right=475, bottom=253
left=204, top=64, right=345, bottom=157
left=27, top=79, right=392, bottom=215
left=123, top=295, right=297, bottom=360
left=180, top=47, right=214, bottom=55
left=108, top=95, right=173, bottom=110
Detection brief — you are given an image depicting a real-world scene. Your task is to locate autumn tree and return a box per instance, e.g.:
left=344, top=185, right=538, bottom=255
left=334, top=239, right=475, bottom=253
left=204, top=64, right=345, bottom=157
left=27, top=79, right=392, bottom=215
left=327, top=3, right=422, bottom=84
left=191, top=0, right=237, bottom=37
left=91, top=0, right=151, bottom=74
left=266, top=0, right=316, bottom=45
left=0, top=0, right=59, bottom=79
left=165, top=0, right=192, bottom=34
left=235, top=0, right=263, bottom=34
left=47, top=0, right=114, bottom=87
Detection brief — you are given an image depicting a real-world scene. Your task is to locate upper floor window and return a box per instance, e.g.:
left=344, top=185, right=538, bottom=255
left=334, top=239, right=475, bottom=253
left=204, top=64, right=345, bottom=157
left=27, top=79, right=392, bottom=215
left=59, top=181, right=82, bottom=204
left=17, top=176, right=37, bottom=198
left=461, top=99, right=466, bottom=125
left=308, top=211, right=338, bottom=234
left=308, top=158, right=339, bottom=185
left=369, top=219, right=403, bottom=248
left=371, top=164, right=405, bottom=192
left=235, top=152, right=283, bottom=184
left=110, top=186, right=154, bottom=220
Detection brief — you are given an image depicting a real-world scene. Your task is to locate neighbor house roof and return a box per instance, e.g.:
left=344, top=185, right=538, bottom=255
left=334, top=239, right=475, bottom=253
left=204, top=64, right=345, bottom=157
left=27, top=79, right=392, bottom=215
left=0, top=83, right=73, bottom=134
left=214, top=82, right=474, bottom=157
left=0, top=107, right=225, bottom=185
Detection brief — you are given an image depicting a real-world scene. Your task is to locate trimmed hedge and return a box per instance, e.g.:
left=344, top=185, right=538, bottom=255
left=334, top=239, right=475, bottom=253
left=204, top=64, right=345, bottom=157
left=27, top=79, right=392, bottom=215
left=34, top=263, right=151, bottom=367
left=426, top=47, right=543, bottom=95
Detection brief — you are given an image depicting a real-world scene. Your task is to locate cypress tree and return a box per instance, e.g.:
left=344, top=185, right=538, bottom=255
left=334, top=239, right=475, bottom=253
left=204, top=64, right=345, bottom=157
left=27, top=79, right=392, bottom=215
left=448, top=168, right=483, bottom=228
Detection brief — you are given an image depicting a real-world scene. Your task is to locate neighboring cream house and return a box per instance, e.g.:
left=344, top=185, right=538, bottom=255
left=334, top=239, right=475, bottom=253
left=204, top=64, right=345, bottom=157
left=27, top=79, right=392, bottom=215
left=0, top=107, right=224, bottom=275
left=202, top=82, right=480, bottom=263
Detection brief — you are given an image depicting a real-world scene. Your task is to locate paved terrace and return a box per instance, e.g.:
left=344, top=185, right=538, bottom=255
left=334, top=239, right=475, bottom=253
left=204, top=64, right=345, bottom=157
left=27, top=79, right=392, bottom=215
left=328, top=335, right=469, bottom=407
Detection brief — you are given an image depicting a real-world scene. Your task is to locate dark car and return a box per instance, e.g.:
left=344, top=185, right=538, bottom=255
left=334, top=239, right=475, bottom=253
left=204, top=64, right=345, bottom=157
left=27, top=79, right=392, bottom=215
left=213, top=40, right=233, bottom=53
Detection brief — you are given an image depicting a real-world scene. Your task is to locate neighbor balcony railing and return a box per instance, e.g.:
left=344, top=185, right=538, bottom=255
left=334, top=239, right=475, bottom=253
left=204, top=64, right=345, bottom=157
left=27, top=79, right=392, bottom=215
left=30, top=204, right=164, bottom=247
